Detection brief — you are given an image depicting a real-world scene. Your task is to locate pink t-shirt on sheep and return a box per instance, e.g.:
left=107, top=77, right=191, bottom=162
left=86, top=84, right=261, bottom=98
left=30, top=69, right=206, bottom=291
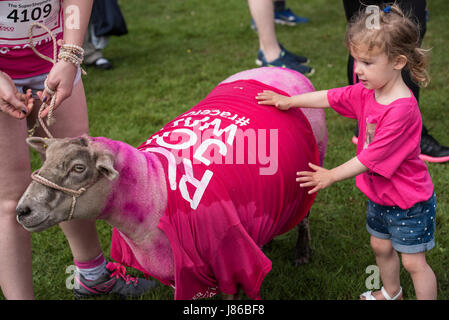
left=111, top=80, right=320, bottom=299
left=327, top=83, right=434, bottom=209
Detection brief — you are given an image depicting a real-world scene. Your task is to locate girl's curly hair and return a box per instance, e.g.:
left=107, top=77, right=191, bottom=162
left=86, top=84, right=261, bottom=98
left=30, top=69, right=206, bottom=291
left=345, top=2, right=430, bottom=87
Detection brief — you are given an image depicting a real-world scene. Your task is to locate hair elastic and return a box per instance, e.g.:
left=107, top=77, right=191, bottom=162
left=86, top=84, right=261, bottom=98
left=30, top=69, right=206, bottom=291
left=383, top=5, right=391, bottom=13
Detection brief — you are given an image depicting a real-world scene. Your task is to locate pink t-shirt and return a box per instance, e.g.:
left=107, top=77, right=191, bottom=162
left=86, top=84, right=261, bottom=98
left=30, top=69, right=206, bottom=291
left=327, top=83, right=433, bottom=209
left=0, top=0, right=63, bottom=79
left=111, top=80, right=320, bottom=299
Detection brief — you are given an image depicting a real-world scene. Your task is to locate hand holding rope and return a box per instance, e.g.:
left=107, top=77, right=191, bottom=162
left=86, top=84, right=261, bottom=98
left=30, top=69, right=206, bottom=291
left=28, top=22, right=86, bottom=138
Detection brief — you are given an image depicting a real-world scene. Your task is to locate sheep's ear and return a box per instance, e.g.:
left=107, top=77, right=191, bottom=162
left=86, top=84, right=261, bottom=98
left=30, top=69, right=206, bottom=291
left=96, top=152, right=118, bottom=181
left=72, top=135, right=90, bottom=147
left=26, top=137, right=53, bottom=154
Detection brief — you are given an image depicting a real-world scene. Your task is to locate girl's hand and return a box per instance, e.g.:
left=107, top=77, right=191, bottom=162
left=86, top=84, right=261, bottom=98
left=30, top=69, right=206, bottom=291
left=38, top=60, right=77, bottom=118
left=296, top=163, right=335, bottom=194
left=256, top=90, right=292, bottom=110
left=0, top=71, right=33, bottom=119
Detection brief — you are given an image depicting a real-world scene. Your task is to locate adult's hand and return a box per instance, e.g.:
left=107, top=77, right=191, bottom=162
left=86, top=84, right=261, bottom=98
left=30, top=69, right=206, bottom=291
left=0, top=71, right=33, bottom=119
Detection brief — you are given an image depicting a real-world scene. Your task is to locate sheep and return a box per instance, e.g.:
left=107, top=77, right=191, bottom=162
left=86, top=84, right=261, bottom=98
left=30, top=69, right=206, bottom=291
left=16, top=67, right=327, bottom=299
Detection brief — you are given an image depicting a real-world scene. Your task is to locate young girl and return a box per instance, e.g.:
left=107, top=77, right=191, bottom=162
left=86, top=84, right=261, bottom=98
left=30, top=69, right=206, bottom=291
left=256, top=4, right=437, bottom=300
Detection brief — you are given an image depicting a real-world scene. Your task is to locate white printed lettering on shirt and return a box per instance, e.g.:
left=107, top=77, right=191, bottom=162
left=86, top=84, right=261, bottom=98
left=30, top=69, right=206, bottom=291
left=193, top=138, right=227, bottom=166
left=198, top=118, right=237, bottom=145
left=141, top=115, right=240, bottom=209
left=156, top=128, right=198, bottom=150
left=179, top=158, right=213, bottom=210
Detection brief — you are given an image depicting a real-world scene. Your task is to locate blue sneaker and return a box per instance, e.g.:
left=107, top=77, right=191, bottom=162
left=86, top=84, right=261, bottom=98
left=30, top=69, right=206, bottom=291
left=250, top=18, right=257, bottom=32
left=256, top=49, right=314, bottom=76
left=279, top=44, right=309, bottom=64
left=256, top=48, right=309, bottom=66
left=275, top=8, right=309, bottom=26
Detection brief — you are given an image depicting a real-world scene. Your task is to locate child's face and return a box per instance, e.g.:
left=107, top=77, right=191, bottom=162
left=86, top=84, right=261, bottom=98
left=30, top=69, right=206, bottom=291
left=351, top=45, right=404, bottom=90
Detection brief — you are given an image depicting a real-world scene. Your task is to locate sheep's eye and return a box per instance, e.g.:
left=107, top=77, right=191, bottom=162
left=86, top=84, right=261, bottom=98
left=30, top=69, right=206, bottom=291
left=72, top=164, right=86, bottom=173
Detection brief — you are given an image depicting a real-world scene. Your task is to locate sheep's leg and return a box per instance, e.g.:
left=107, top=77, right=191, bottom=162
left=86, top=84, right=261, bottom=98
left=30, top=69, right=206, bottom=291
left=221, top=286, right=242, bottom=300
left=294, top=213, right=311, bottom=266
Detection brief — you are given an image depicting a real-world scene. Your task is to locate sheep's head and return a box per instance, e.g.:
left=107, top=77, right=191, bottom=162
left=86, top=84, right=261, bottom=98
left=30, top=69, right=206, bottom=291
left=16, top=136, right=118, bottom=232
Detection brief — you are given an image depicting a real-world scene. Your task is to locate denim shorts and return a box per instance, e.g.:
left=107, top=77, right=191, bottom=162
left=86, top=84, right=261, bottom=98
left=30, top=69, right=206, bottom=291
left=366, top=192, right=436, bottom=254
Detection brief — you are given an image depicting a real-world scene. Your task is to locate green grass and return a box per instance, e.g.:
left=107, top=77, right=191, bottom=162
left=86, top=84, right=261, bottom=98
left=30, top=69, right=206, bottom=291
left=3, top=0, right=449, bottom=300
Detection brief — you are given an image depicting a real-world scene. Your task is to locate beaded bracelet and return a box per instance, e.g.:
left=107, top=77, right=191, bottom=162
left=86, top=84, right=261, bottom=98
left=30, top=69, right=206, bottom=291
left=58, top=52, right=82, bottom=66
left=61, top=43, right=84, bottom=54
left=60, top=44, right=84, bottom=59
left=57, top=44, right=87, bottom=74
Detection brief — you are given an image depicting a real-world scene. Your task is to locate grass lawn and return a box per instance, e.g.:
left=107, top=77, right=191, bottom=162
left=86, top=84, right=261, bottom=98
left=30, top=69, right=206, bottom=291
left=2, top=0, right=448, bottom=300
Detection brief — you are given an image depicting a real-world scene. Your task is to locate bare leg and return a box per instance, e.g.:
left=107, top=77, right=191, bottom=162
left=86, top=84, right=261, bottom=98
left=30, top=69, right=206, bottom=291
left=0, top=111, right=34, bottom=299
left=54, top=81, right=103, bottom=262
left=363, top=236, right=402, bottom=300
left=32, top=79, right=103, bottom=263
left=248, top=0, right=281, bottom=61
left=402, top=252, right=437, bottom=300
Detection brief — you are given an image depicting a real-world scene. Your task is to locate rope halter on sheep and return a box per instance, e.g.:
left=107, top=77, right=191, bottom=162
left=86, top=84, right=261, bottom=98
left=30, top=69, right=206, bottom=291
left=31, top=169, right=99, bottom=221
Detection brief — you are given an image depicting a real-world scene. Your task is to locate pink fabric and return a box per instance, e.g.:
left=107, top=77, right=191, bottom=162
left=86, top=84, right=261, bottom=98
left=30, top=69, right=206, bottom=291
left=0, top=35, right=62, bottom=79
left=111, top=79, right=320, bottom=299
left=327, top=83, right=434, bottom=209
left=221, top=67, right=327, bottom=165
left=74, top=253, right=105, bottom=269
left=0, top=1, right=64, bottom=79
left=221, top=67, right=315, bottom=94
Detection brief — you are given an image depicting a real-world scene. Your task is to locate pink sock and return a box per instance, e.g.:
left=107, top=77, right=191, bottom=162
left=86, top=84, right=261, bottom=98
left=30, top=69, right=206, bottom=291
left=74, top=253, right=107, bottom=281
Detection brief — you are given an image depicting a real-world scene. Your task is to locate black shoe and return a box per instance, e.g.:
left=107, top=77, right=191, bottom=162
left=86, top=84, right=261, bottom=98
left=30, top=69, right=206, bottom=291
left=420, top=131, right=449, bottom=163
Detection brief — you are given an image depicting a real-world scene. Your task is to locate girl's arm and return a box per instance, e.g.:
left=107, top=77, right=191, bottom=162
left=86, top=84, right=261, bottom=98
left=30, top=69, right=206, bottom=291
left=297, top=156, right=368, bottom=194
left=256, top=90, right=330, bottom=110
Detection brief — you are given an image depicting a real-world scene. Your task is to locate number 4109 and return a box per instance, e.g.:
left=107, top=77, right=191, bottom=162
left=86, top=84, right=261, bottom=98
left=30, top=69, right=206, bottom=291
left=7, top=4, right=52, bottom=23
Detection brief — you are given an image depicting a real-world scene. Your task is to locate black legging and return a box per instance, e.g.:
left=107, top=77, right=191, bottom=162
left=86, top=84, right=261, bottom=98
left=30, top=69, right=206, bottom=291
left=343, top=0, right=428, bottom=133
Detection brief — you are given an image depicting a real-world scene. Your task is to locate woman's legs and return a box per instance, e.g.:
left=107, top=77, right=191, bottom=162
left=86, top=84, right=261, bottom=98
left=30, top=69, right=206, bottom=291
left=248, top=0, right=281, bottom=61
left=32, top=79, right=103, bottom=263
left=0, top=111, right=34, bottom=299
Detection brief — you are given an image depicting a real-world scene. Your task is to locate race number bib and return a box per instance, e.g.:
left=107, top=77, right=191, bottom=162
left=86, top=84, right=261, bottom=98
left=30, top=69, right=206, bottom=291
left=0, top=0, right=62, bottom=46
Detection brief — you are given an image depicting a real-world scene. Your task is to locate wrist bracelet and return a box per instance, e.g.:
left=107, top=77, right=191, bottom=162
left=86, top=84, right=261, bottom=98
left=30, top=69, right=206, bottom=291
left=58, top=44, right=84, bottom=66
left=57, top=44, right=87, bottom=75
left=61, top=43, right=84, bottom=55
left=58, top=53, right=81, bottom=67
